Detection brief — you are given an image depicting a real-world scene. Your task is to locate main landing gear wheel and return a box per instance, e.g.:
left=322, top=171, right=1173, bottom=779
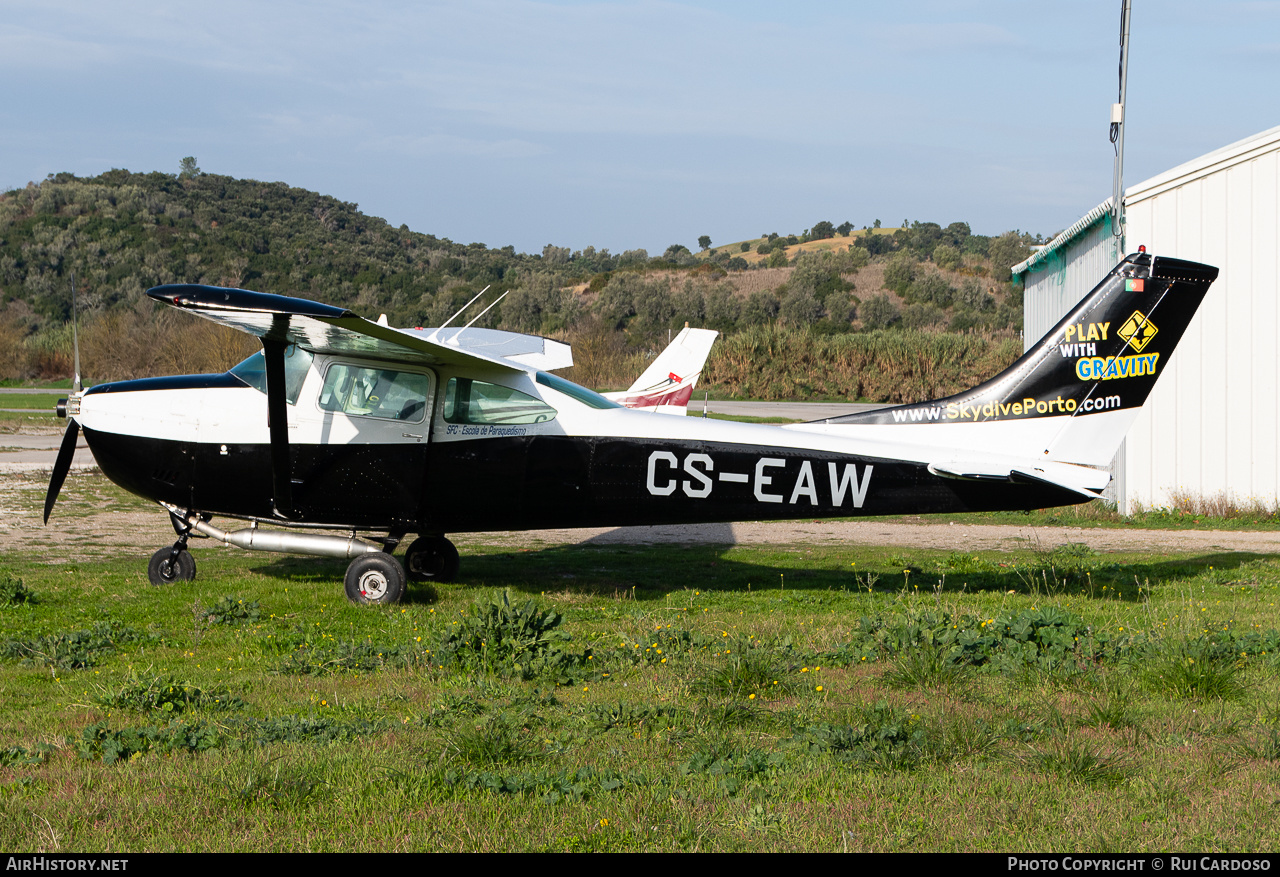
left=344, top=553, right=407, bottom=605
left=148, top=546, right=196, bottom=586
left=403, top=536, right=459, bottom=583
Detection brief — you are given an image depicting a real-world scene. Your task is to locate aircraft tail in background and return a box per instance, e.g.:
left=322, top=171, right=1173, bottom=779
left=605, top=326, right=719, bottom=415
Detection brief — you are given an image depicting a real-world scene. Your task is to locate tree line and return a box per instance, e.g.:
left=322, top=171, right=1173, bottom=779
left=0, top=164, right=1037, bottom=394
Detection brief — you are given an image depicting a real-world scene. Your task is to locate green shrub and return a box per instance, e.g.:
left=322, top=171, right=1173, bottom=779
left=1144, top=638, right=1248, bottom=700
left=236, top=715, right=389, bottom=746
left=0, top=574, right=36, bottom=607
left=96, top=674, right=245, bottom=713
left=3, top=621, right=148, bottom=670
left=205, top=596, right=261, bottom=625
left=77, top=720, right=223, bottom=763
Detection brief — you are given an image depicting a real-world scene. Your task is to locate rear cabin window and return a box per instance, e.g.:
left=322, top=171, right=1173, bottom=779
left=535, top=371, right=623, bottom=409
left=442, top=378, right=557, bottom=425
left=318, top=364, right=430, bottom=422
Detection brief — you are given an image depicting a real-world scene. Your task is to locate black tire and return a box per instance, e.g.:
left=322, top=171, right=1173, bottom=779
left=148, top=547, right=196, bottom=586
left=403, top=536, right=460, bottom=583
left=344, top=553, right=407, bottom=605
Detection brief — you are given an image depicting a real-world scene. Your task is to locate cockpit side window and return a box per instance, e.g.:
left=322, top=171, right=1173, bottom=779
left=318, top=363, right=430, bottom=422
left=228, top=346, right=314, bottom=404
left=442, top=377, right=557, bottom=425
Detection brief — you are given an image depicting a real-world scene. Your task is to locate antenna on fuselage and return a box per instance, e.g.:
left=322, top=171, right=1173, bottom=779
left=461, top=290, right=509, bottom=330
left=431, top=285, right=491, bottom=340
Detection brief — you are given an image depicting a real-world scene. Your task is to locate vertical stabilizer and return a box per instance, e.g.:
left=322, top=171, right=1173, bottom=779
left=824, top=253, right=1218, bottom=466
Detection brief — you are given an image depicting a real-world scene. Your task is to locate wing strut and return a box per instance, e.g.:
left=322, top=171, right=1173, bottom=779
left=263, top=334, right=294, bottom=518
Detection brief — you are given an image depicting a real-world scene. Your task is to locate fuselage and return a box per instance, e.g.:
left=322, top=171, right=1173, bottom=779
left=77, top=351, right=1089, bottom=535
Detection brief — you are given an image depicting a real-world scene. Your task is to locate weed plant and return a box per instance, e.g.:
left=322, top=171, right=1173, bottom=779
left=1143, top=638, right=1249, bottom=701
left=203, top=595, right=262, bottom=625
left=696, top=637, right=797, bottom=698
left=1030, top=737, right=1131, bottom=787
left=449, top=713, right=540, bottom=766
left=0, top=574, right=36, bottom=607
left=2, top=620, right=150, bottom=670
left=95, top=674, right=246, bottom=713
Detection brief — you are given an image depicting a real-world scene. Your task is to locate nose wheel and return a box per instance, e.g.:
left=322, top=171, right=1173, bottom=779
left=148, top=544, right=196, bottom=585
left=403, top=535, right=459, bottom=583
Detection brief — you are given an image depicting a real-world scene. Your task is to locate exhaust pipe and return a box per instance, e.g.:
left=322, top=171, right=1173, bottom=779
left=168, top=506, right=385, bottom=559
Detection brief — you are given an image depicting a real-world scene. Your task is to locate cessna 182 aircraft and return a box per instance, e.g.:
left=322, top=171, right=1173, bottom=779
left=44, top=250, right=1217, bottom=605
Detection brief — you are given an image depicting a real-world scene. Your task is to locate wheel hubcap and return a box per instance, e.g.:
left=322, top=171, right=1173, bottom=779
left=359, top=570, right=389, bottom=600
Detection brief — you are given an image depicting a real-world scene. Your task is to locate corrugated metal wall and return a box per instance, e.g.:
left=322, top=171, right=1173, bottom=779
left=1020, top=213, right=1127, bottom=508
left=1021, top=216, right=1120, bottom=351
left=1123, top=139, right=1280, bottom=513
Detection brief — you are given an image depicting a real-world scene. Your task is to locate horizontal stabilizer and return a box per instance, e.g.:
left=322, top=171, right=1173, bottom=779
left=928, top=459, right=1110, bottom=499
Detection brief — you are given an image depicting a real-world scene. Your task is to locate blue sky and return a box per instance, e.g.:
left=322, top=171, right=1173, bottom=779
left=2, top=1, right=1277, bottom=254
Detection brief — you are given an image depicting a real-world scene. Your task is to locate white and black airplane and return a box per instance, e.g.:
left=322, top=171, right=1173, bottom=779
left=44, top=250, right=1218, bottom=605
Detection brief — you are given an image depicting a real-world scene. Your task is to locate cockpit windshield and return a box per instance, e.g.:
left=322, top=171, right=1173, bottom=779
left=228, top=346, right=314, bottom=404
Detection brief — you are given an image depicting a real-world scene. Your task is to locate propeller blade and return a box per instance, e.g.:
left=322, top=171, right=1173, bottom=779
left=43, top=420, right=81, bottom=524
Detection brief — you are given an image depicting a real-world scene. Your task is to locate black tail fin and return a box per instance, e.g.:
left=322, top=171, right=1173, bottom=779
left=828, top=252, right=1218, bottom=465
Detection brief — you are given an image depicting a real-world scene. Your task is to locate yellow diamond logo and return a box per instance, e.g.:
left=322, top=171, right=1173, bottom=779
left=1117, top=310, right=1158, bottom=352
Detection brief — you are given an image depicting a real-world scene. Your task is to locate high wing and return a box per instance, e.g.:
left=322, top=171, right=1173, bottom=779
left=146, top=284, right=571, bottom=373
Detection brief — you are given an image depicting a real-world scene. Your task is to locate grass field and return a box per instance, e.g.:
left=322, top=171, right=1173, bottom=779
left=2, top=483, right=1279, bottom=852
left=0, top=394, right=69, bottom=411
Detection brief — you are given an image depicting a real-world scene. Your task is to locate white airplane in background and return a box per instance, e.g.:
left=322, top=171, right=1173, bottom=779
left=44, top=250, right=1218, bottom=606
left=604, top=326, right=719, bottom=415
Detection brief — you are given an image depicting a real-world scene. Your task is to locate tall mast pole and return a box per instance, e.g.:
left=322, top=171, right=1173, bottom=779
left=1111, top=0, right=1133, bottom=259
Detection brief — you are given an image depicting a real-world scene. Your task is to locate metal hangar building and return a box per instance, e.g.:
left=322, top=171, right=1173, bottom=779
left=1013, top=126, right=1280, bottom=514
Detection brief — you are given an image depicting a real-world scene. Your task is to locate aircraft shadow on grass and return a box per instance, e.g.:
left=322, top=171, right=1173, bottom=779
left=244, top=542, right=1277, bottom=607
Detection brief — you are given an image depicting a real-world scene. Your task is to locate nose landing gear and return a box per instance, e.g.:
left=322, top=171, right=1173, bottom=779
left=148, top=514, right=198, bottom=585
left=148, top=543, right=196, bottom=585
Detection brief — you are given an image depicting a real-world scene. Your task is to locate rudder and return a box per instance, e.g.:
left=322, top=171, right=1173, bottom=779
left=826, top=252, right=1219, bottom=466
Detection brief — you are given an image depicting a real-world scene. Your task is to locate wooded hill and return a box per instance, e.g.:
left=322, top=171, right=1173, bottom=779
left=0, top=167, right=1037, bottom=401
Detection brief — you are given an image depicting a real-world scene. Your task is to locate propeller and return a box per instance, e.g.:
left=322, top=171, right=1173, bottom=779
left=43, top=419, right=80, bottom=523
left=44, top=271, right=84, bottom=524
